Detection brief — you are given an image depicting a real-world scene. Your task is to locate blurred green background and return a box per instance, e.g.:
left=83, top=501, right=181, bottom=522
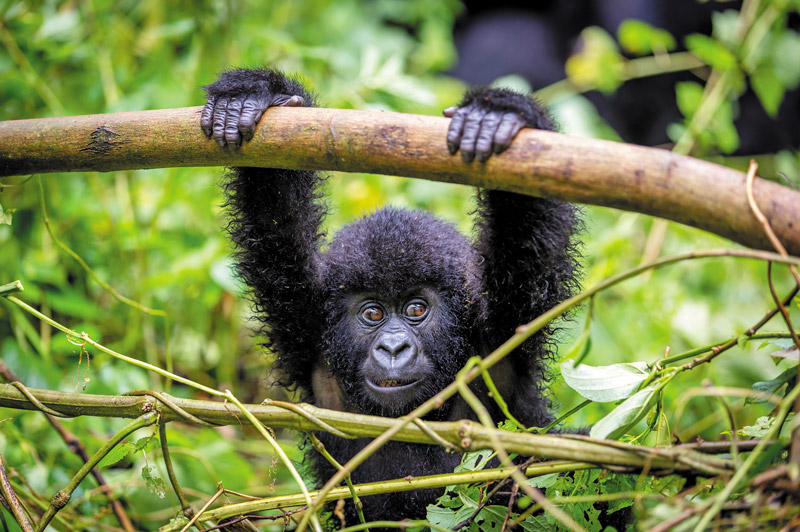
left=1, top=0, right=799, bottom=530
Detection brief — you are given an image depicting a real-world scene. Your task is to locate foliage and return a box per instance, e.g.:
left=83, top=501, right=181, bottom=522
left=1, top=0, right=799, bottom=531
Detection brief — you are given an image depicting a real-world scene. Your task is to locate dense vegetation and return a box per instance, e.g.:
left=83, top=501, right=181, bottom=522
left=1, top=1, right=799, bottom=530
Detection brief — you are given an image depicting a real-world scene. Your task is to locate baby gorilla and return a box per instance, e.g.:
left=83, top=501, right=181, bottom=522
left=202, top=68, right=580, bottom=524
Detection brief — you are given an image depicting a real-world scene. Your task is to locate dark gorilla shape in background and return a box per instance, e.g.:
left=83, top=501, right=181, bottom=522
left=449, top=0, right=800, bottom=152
left=202, top=68, right=581, bottom=523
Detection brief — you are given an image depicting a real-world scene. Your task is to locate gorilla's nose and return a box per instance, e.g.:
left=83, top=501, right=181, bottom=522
left=372, top=331, right=417, bottom=371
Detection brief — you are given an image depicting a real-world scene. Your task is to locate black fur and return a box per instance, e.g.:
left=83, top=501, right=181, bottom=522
left=204, top=68, right=581, bottom=524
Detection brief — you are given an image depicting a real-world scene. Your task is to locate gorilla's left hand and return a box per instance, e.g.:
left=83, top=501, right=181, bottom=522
left=444, top=99, right=527, bottom=163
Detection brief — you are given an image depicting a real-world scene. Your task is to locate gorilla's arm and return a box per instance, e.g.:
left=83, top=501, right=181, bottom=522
left=203, top=69, right=325, bottom=390
left=448, top=88, right=581, bottom=425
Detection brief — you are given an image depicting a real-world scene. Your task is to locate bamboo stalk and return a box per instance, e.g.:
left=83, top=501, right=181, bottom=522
left=0, top=106, right=798, bottom=255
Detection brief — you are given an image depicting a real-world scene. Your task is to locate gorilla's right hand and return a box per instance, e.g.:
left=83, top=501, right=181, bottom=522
left=201, top=70, right=305, bottom=148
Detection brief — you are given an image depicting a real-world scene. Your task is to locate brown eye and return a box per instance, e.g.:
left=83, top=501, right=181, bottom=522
left=363, top=307, right=384, bottom=322
left=405, top=302, right=427, bottom=318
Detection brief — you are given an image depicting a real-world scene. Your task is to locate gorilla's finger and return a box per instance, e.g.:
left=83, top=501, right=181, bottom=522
left=201, top=98, right=216, bottom=137
left=224, top=96, right=245, bottom=147
left=446, top=106, right=469, bottom=155
left=459, top=105, right=488, bottom=163
left=211, top=97, right=230, bottom=147
left=271, top=93, right=292, bottom=107
left=442, top=106, right=458, bottom=118
left=493, top=113, right=526, bottom=154
left=239, top=94, right=267, bottom=141
left=287, top=95, right=305, bottom=107
left=475, top=110, right=503, bottom=162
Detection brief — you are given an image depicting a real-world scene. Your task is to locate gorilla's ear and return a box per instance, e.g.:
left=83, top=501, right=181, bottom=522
left=311, top=362, right=347, bottom=411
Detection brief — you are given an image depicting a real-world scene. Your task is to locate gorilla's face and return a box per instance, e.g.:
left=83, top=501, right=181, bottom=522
left=320, top=286, right=474, bottom=417
left=356, top=289, right=436, bottom=411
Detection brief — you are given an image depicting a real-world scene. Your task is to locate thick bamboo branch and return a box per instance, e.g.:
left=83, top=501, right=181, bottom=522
left=1, top=106, right=799, bottom=255
left=0, top=383, right=729, bottom=474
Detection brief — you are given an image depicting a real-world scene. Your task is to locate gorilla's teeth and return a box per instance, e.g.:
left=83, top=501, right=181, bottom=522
left=380, top=379, right=401, bottom=387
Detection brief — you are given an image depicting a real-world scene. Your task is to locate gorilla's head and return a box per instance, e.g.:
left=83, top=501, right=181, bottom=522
left=319, top=208, right=485, bottom=416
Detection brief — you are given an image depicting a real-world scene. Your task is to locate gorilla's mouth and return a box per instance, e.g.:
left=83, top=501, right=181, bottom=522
left=366, top=376, right=419, bottom=392
left=376, top=378, right=415, bottom=388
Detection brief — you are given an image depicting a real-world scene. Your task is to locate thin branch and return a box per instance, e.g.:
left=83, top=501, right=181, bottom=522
left=37, top=177, right=166, bottom=318
left=179, top=486, right=224, bottom=532
left=35, top=413, right=157, bottom=531
left=0, top=455, right=35, bottom=532
left=745, top=160, right=800, bottom=287
left=745, top=158, right=800, bottom=481
left=158, top=461, right=593, bottom=532
left=159, top=420, right=196, bottom=525
left=0, top=281, right=23, bottom=297
left=221, top=392, right=323, bottom=532
left=307, top=434, right=369, bottom=529
left=0, top=361, right=135, bottom=532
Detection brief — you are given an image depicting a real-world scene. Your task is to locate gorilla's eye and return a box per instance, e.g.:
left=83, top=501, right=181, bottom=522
left=362, top=307, right=384, bottom=322
left=405, top=302, right=427, bottom=319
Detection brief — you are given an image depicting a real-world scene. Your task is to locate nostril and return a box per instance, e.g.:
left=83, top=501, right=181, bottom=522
left=371, top=332, right=418, bottom=371
left=378, top=333, right=411, bottom=358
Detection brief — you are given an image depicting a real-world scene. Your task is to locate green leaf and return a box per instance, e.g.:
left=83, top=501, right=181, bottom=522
left=561, top=360, right=649, bottom=402
left=455, top=449, right=493, bottom=473
left=135, top=435, right=158, bottom=453
left=528, top=472, right=559, bottom=489
left=618, top=19, right=676, bottom=55
left=675, top=81, right=704, bottom=119
left=426, top=502, right=474, bottom=530
left=565, top=27, right=625, bottom=93
left=520, top=515, right=556, bottom=532
left=590, top=385, right=660, bottom=440
left=141, top=465, right=167, bottom=498
left=747, top=367, right=797, bottom=404
left=475, top=505, right=510, bottom=531
left=685, top=33, right=736, bottom=71
left=0, top=203, right=12, bottom=225
left=751, top=67, right=784, bottom=116
left=97, top=441, right=135, bottom=468
left=710, top=10, right=742, bottom=50
left=772, top=30, right=800, bottom=87
left=739, top=416, right=773, bottom=439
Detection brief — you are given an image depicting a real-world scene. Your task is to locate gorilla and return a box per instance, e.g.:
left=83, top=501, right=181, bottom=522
left=201, top=68, right=580, bottom=524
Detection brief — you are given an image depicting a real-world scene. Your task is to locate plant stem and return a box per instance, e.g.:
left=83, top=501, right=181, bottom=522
left=35, top=413, right=157, bottom=532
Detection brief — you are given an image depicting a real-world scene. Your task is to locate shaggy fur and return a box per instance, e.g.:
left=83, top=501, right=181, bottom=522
left=205, top=68, right=581, bottom=524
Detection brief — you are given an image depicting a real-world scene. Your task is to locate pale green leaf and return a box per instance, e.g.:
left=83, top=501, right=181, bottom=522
left=590, top=385, right=660, bottom=440
left=618, top=19, right=676, bottom=55
left=740, top=416, right=773, bottom=439
left=561, top=360, right=649, bottom=402
left=0, top=203, right=12, bottom=226
left=141, top=465, right=166, bottom=498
